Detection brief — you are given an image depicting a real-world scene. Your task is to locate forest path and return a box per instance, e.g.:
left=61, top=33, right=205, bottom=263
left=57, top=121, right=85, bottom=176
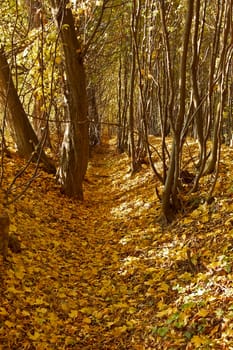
left=1, top=139, right=157, bottom=350
left=71, top=140, right=158, bottom=348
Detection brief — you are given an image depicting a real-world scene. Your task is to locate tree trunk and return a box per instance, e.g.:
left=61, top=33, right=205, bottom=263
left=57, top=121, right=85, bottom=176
left=26, top=0, right=52, bottom=149
left=0, top=48, right=55, bottom=174
left=87, top=84, right=100, bottom=147
left=129, top=0, right=140, bottom=174
left=51, top=2, right=89, bottom=200
left=161, top=0, right=194, bottom=222
left=203, top=1, right=232, bottom=175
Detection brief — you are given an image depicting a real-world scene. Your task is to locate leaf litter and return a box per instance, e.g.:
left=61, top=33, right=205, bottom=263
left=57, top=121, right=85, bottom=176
left=1, top=141, right=233, bottom=349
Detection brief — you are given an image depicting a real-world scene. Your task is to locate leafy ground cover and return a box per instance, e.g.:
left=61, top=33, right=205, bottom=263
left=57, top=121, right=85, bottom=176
left=1, top=140, right=233, bottom=349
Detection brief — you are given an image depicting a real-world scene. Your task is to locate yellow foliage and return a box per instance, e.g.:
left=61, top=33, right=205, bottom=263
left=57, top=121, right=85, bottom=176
left=190, top=335, right=209, bottom=347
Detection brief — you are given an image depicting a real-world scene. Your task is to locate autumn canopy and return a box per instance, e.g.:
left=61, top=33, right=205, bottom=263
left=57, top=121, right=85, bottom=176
left=0, top=0, right=233, bottom=349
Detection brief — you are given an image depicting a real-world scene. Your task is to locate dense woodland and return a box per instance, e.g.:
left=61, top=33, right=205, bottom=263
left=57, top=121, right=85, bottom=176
left=1, top=0, right=233, bottom=349
left=0, top=0, right=232, bottom=220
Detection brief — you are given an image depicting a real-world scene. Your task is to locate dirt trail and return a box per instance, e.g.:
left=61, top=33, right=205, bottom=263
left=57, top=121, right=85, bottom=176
left=73, top=142, right=154, bottom=349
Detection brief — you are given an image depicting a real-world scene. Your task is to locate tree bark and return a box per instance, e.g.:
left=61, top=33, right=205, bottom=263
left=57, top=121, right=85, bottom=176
left=25, top=0, right=52, bottom=149
left=129, top=0, right=141, bottom=174
left=0, top=48, right=55, bottom=174
left=51, top=1, right=89, bottom=199
left=161, top=0, right=194, bottom=222
left=87, top=84, right=100, bottom=147
left=204, top=1, right=232, bottom=175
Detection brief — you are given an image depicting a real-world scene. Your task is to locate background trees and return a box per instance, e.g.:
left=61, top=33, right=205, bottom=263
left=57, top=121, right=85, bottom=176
left=0, top=0, right=110, bottom=201
left=113, top=0, right=233, bottom=221
left=0, top=0, right=232, bottom=221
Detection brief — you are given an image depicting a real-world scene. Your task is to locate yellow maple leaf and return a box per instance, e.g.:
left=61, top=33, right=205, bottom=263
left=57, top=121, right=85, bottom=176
left=190, top=208, right=201, bottom=218
left=183, top=217, right=193, bottom=224
left=106, top=321, right=115, bottom=328
left=36, top=307, right=48, bottom=314
left=157, top=301, right=168, bottom=310
left=112, top=325, right=128, bottom=336
left=69, top=310, right=78, bottom=318
left=80, top=307, right=93, bottom=315
left=27, top=331, right=40, bottom=341
left=10, top=224, right=17, bottom=233
left=179, top=272, right=192, bottom=281
left=197, top=308, right=209, bottom=317
left=34, top=297, right=47, bottom=305
left=158, top=282, right=170, bottom=292
left=7, top=286, right=21, bottom=295
left=93, top=310, right=105, bottom=320
left=48, top=312, right=58, bottom=322
left=49, top=335, right=59, bottom=344
left=156, top=307, right=176, bottom=318
left=0, top=307, right=8, bottom=316
left=126, top=319, right=137, bottom=328
left=14, top=269, right=25, bottom=280
left=191, top=335, right=208, bottom=347
left=156, top=309, right=168, bottom=318
left=5, top=320, right=15, bottom=328
left=22, top=310, right=30, bottom=317
left=83, top=317, right=92, bottom=324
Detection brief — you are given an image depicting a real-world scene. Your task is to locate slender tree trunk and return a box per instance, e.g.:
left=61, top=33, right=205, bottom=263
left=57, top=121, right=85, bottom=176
left=129, top=0, right=138, bottom=173
left=190, top=0, right=209, bottom=192
left=0, top=49, right=55, bottom=174
left=117, top=52, right=129, bottom=153
left=87, top=84, right=100, bottom=147
left=191, top=0, right=203, bottom=154
left=204, top=1, right=232, bottom=175
left=25, top=0, right=52, bottom=149
left=52, top=1, right=89, bottom=199
left=161, top=0, right=194, bottom=222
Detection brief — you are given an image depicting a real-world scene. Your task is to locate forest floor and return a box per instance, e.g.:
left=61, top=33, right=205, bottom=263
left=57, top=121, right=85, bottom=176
left=1, top=139, right=233, bottom=349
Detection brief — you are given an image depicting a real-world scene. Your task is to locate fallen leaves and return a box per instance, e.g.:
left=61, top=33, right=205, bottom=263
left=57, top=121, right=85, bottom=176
left=1, top=141, right=233, bottom=348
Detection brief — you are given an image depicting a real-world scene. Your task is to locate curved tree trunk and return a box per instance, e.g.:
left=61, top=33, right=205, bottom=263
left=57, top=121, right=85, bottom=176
left=51, top=1, right=89, bottom=200
left=0, top=49, right=55, bottom=174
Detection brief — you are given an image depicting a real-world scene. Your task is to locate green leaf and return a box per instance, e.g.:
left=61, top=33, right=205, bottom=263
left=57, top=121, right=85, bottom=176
left=184, top=331, right=193, bottom=340
left=157, top=326, right=169, bottom=337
